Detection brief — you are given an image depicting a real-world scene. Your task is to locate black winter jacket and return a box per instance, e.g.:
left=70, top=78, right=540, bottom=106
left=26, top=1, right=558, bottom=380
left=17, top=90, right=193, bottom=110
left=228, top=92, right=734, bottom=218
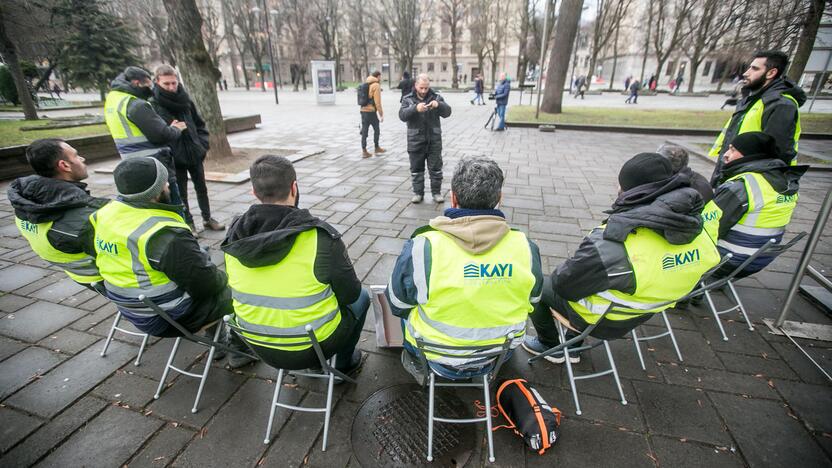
left=8, top=176, right=107, bottom=256
left=151, top=84, right=210, bottom=168
left=711, top=77, right=806, bottom=186
left=221, top=204, right=362, bottom=307
left=399, top=89, right=452, bottom=153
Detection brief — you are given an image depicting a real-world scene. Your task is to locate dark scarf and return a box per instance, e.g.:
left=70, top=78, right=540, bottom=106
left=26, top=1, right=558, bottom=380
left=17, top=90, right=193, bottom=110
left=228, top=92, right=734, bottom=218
left=153, top=84, right=191, bottom=113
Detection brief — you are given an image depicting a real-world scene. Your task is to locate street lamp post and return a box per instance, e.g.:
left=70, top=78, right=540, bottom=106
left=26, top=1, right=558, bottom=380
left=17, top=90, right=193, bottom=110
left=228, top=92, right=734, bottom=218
left=384, top=32, right=392, bottom=88
left=269, top=9, right=283, bottom=90
left=253, top=2, right=279, bottom=104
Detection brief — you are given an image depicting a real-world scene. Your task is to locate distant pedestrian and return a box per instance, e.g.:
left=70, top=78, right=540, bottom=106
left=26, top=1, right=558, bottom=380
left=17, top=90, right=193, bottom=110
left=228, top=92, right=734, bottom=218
left=359, top=70, right=385, bottom=159
left=673, top=73, right=684, bottom=94
left=624, top=76, right=631, bottom=91
left=471, top=74, right=485, bottom=105
left=223, top=79, right=228, bottom=90
left=463, top=73, right=467, bottom=83
left=573, top=75, right=586, bottom=99
left=493, top=72, right=510, bottom=131
left=397, top=71, right=414, bottom=102
left=399, top=74, right=452, bottom=204
left=649, top=75, right=657, bottom=91
left=52, top=83, right=62, bottom=99
left=625, top=79, right=640, bottom=104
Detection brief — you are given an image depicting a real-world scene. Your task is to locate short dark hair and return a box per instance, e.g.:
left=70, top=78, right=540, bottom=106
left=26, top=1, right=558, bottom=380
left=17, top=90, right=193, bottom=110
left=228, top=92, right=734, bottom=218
left=656, top=144, right=689, bottom=173
left=402, top=71, right=411, bottom=80
left=250, top=155, right=296, bottom=202
left=154, top=64, right=177, bottom=79
left=754, top=50, right=789, bottom=79
left=371, top=70, right=382, bottom=78
left=25, top=138, right=67, bottom=177
left=452, top=156, right=504, bottom=209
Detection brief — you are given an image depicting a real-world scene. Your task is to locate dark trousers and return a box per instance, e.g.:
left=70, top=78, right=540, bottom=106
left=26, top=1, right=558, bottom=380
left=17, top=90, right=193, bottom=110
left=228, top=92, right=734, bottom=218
left=248, top=288, right=370, bottom=371
left=625, top=91, right=638, bottom=103
left=409, top=149, right=443, bottom=196
left=156, top=287, right=233, bottom=338
left=175, top=162, right=211, bottom=224
left=360, top=111, right=380, bottom=149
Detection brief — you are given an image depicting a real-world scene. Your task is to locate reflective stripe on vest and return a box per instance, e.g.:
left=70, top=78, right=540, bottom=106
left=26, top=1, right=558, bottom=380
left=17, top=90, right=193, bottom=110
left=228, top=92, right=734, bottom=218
left=569, top=225, right=721, bottom=324
left=90, top=201, right=188, bottom=309
left=103, top=90, right=163, bottom=159
left=224, top=229, right=341, bottom=351
left=404, top=228, right=536, bottom=367
left=15, top=216, right=102, bottom=284
left=708, top=94, right=801, bottom=165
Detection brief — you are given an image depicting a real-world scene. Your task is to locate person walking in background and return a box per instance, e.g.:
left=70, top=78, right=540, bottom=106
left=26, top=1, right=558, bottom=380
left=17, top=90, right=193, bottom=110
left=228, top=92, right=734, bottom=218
left=574, top=76, right=586, bottom=99
left=471, top=74, right=485, bottom=105
left=624, top=76, right=631, bottom=91
left=151, top=65, right=225, bottom=235
left=673, top=72, right=684, bottom=95
left=493, top=72, right=510, bottom=131
left=624, top=79, right=640, bottom=104
left=397, top=71, right=414, bottom=103
left=649, top=75, right=657, bottom=91
left=359, top=70, right=385, bottom=159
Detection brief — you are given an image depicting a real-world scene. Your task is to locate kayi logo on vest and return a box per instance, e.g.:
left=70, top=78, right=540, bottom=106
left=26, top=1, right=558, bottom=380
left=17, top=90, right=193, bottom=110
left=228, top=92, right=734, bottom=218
left=464, top=262, right=513, bottom=280
left=18, top=220, right=38, bottom=234
left=96, top=237, right=119, bottom=255
left=776, top=194, right=797, bottom=204
left=702, top=210, right=719, bottom=222
left=662, top=249, right=700, bottom=270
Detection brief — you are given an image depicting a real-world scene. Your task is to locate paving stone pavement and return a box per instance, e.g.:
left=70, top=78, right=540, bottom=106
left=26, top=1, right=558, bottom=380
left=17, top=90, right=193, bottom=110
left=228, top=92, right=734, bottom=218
left=0, top=91, right=830, bottom=467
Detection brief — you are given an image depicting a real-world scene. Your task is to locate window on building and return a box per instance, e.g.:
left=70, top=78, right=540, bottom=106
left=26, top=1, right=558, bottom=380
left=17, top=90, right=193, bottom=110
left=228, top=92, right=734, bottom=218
left=441, top=62, right=448, bottom=72
left=428, top=62, right=435, bottom=72
left=456, top=45, right=462, bottom=54
left=441, top=24, right=450, bottom=39
left=666, top=60, right=675, bottom=76
left=382, top=47, right=389, bottom=56
left=428, top=45, right=435, bottom=55
left=703, top=61, right=712, bottom=76
left=440, top=47, right=448, bottom=55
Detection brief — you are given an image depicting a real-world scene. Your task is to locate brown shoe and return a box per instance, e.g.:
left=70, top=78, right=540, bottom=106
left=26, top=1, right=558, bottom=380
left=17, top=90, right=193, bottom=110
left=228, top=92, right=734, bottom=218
left=362, top=149, right=372, bottom=158
left=203, top=218, right=225, bottom=231
left=374, top=146, right=386, bottom=154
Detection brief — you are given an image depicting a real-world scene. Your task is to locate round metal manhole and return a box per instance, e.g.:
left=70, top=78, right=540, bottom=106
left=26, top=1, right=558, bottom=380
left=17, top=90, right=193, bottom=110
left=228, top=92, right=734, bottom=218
left=351, top=383, right=476, bottom=467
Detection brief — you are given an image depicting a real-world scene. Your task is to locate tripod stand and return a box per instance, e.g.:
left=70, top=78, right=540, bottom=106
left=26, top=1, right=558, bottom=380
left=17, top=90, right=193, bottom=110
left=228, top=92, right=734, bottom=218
left=484, top=106, right=499, bottom=131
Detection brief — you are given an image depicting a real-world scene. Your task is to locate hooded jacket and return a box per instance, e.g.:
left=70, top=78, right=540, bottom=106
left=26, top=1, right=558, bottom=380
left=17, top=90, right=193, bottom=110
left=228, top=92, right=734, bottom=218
left=108, top=73, right=181, bottom=151
left=221, top=204, right=362, bottom=308
left=550, top=176, right=708, bottom=303
left=494, top=79, right=510, bottom=106
left=711, top=76, right=807, bottom=186
left=360, top=75, right=383, bottom=116
left=399, top=88, right=452, bottom=153
left=386, top=209, right=544, bottom=319
left=8, top=176, right=107, bottom=256
left=151, top=84, right=210, bottom=168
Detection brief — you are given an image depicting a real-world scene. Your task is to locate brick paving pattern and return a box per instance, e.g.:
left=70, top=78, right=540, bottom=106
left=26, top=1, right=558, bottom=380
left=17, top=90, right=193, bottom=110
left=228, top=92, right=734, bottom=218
left=0, top=91, right=830, bottom=467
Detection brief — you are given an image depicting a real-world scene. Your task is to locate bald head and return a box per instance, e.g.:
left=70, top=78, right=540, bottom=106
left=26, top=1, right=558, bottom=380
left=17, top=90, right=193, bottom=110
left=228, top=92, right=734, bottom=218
left=415, top=74, right=431, bottom=99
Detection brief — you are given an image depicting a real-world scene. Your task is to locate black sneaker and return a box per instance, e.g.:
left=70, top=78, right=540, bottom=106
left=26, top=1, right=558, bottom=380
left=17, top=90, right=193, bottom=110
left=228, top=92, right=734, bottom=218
left=334, top=350, right=365, bottom=383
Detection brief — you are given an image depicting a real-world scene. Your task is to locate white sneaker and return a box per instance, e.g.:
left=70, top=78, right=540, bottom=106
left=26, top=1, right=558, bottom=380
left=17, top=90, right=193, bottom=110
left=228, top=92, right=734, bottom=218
left=411, top=194, right=423, bottom=203
left=432, top=193, right=444, bottom=203
left=522, top=336, right=581, bottom=364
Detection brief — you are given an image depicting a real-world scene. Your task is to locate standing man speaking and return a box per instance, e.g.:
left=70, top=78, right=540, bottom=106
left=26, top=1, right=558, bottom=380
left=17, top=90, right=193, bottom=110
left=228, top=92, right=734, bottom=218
left=399, top=74, right=452, bottom=204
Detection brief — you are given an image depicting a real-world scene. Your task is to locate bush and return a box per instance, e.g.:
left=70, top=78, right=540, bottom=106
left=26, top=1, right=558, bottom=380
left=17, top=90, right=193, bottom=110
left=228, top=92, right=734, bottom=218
left=0, top=66, right=18, bottom=105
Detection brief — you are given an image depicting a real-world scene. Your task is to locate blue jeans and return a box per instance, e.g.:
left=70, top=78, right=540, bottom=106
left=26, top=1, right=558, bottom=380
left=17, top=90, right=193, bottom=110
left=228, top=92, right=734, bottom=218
left=496, top=104, right=507, bottom=129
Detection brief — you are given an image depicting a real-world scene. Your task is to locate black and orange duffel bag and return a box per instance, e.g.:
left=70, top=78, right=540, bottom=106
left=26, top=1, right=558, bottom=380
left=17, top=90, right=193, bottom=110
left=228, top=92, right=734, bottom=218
left=495, top=378, right=562, bottom=454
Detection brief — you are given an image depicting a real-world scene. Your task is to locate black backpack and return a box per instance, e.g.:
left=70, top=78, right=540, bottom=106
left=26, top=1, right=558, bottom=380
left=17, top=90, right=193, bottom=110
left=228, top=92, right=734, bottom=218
left=496, top=379, right=561, bottom=454
left=357, top=82, right=371, bottom=106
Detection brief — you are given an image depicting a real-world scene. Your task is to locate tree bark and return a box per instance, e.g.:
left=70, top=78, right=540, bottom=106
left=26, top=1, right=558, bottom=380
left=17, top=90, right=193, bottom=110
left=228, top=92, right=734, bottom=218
left=540, top=0, right=583, bottom=114
left=163, top=0, right=232, bottom=159
left=787, top=0, right=824, bottom=82
left=609, top=24, right=619, bottom=90
left=0, top=4, right=38, bottom=120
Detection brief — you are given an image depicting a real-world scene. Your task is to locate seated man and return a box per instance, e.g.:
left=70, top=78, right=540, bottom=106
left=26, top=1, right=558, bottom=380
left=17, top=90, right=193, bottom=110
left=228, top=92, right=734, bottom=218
left=90, top=157, right=253, bottom=367
left=523, top=153, right=721, bottom=363
left=387, top=156, right=543, bottom=380
left=711, top=131, right=807, bottom=279
left=221, top=155, right=367, bottom=375
left=8, top=139, right=106, bottom=287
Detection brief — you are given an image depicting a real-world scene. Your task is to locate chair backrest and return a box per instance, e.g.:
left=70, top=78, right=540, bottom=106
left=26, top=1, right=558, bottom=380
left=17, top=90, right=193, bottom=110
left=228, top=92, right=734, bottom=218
left=370, top=285, right=404, bottom=347
left=412, top=332, right=515, bottom=380
left=701, top=232, right=807, bottom=287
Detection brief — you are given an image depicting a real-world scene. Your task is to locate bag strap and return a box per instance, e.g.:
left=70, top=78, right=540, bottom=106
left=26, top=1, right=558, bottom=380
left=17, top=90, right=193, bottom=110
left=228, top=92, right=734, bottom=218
left=512, top=379, right=553, bottom=454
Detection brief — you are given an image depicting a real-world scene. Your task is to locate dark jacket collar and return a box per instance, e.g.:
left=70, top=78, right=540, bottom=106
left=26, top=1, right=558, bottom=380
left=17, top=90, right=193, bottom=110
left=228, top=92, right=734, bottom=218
left=444, top=207, right=505, bottom=219
left=152, top=84, right=192, bottom=113
left=8, top=175, right=95, bottom=223
left=116, top=197, right=184, bottom=215
left=720, top=158, right=808, bottom=195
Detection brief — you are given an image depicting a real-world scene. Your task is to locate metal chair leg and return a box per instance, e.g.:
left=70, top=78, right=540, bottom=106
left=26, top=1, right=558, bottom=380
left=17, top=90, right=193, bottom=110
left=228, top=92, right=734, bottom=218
left=603, top=340, right=627, bottom=406
left=191, top=322, right=222, bottom=413
left=134, top=333, right=149, bottom=366
left=631, top=328, right=647, bottom=370
left=557, top=321, right=582, bottom=415
left=662, top=311, right=684, bottom=362
left=264, top=368, right=284, bottom=444
left=100, top=312, right=121, bottom=358
left=483, top=374, right=495, bottom=463
left=427, top=373, right=436, bottom=462
left=155, top=337, right=181, bottom=399
left=727, top=280, right=754, bottom=331
left=322, top=358, right=336, bottom=451
left=704, top=289, right=729, bottom=341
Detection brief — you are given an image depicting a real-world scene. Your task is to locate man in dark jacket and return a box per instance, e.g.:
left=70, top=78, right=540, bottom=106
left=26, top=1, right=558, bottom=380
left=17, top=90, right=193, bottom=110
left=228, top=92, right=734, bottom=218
left=399, top=74, right=452, bottom=204
left=103, top=66, right=184, bottom=208
left=221, top=155, right=368, bottom=374
left=709, top=50, right=806, bottom=186
left=90, top=157, right=253, bottom=368
left=397, top=71, right=414, bottom=102
left=523, top=153, right=720, bottom=363
left=151, top=65, right=224, bottom=233
left=493, top=72, right=510, bottom=131
left=470, top=74, right=485, bottom=105
left=9, top=139, right=107, bottom=287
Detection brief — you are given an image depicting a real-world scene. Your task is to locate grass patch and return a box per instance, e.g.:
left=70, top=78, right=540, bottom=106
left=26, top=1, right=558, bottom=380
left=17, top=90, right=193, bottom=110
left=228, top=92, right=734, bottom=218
left=0, top=119, right=108, bottom=147
left=507, top=106, right=832, bottom=133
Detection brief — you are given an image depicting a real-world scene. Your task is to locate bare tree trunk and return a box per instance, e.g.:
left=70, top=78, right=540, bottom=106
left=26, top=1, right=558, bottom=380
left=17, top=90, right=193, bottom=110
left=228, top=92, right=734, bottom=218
left=451, top=29, right=459, bottom=88
left=0, top=4, right=38, bottom=120
left=639, top=3, right=653, bottom=82
left=609, top=24, right=619, bottom=90
left=541, top=0, right=583, bottom=114
left=163, top=0, right=232, bottom=159
left=787, top=0, right=824, bottom=82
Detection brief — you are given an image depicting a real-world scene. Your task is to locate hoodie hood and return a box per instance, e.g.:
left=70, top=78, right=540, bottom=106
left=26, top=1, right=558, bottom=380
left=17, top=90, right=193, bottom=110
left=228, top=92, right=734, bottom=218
left=604, top=182, right=705, bottom=245
left=428, top=215, right=510, bottom=254
left=110, top=73, right=152, bottom=100
left=758, top=77, right=807, bottom=107
left=365, top=75, right=379, bottom=85
left=722, top=158, right=808, bottom=195
left=221, top=204, right=341, bottom=268
left=8, top=176, right=95, bottom=223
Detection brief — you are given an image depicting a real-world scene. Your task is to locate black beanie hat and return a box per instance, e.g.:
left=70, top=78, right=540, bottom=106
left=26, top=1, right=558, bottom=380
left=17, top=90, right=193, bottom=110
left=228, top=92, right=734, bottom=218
left=618, top=152, right=674, bottom=191
left=730, top=132, right=778, bottom=161
left=123, top=66, right=151, bottom=82
left=113, top=157, right=168, bottom=202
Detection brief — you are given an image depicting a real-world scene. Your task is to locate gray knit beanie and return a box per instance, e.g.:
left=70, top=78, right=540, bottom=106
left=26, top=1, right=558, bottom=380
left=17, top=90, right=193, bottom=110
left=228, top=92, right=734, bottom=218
left=114, top=157, right=168, bottom=202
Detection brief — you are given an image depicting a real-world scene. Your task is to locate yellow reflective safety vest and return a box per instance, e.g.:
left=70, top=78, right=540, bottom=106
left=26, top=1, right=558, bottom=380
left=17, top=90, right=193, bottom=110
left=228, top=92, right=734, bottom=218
left=717, top=172, right=797, bottom=260
left=570, top=225, right=720, bottom=324
left=104, top=90, right=165, bottom=160
left=403, top=228, right=537, bottom=367
left=701, top=200, right=723, bottom=241
left=15, top=216, right=102, bottom=284
left=225, top=229, right=341, bottom=351
left=90, top=201, right=190, bottom=316
left=709, top=94, right=801, bottom=165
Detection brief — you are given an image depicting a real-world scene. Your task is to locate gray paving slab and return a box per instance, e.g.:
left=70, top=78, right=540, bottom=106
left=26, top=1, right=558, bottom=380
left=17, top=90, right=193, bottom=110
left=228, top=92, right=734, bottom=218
left=709, top=392, right=830, bottom=468
left=0, top=301, right=86, bottom=342
left=773, top=379, right=832, bottom=433
left=125, top=423, right=194, bottom=468
left=4, top=340, right=136, bottom=418
left=526, top=418, right=652, bottom=467
left=37, top=328, right=99, bottom=355
left=260, top=392, right=330, bottom=467
left=0, top=406, right=43, bottom=453
left=302, top=399, right=359, bottom=468
left=0, top=294, right=34, bottom=313
left=658, top=364, right=780, bottom=399
left=716, top=351, right=800, bottom=380
left=634, top=381, right=732, bottom=445
left=650, top=435, right=744, bottom=468
left=0, top=346, right=65, bottom=399
left=35, top=406, right=163, bottom=468
left=92, top=370, right=160, bottom=409
left=0, top=265, right=49, bottom=292
left=30, top=277, right=86, bottom=303
left=0, top=335, right=25, bottom=362
left=147, top=366, right=246, bottom=429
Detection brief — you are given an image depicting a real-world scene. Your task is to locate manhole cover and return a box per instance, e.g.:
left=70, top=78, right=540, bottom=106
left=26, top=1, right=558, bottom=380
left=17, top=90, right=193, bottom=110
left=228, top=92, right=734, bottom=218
left=351, top=383, right=476, bottom=467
